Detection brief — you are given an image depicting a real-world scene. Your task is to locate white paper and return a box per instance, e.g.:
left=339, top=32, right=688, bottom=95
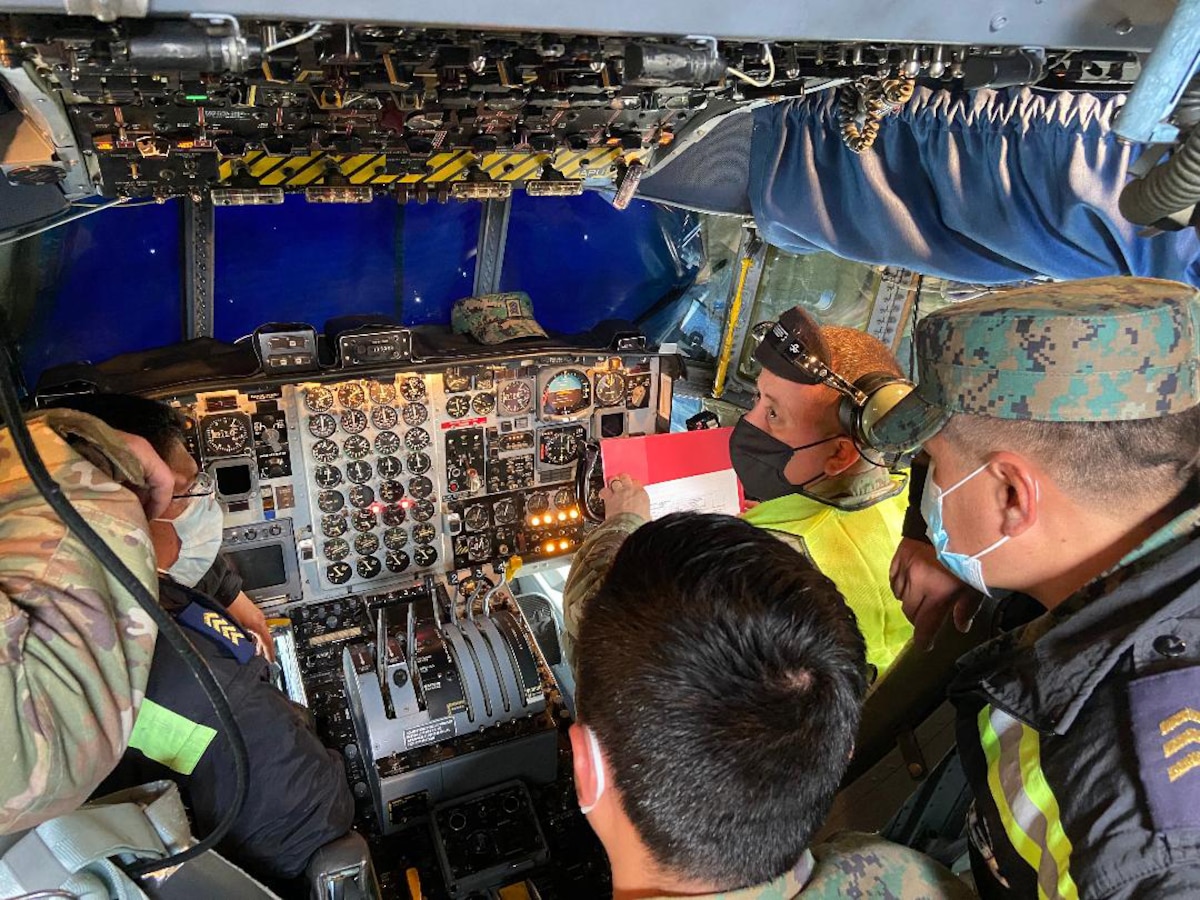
left=644, top=469, right=741, bottom=520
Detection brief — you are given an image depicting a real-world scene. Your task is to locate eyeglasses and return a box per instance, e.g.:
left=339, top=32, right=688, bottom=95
left=172, top=472, right=215, bottom=500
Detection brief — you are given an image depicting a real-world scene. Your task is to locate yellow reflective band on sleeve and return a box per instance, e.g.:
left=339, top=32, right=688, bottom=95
left=978, top=706, right=1080, bottom=900
left=127, top=698, right=217, bottom=776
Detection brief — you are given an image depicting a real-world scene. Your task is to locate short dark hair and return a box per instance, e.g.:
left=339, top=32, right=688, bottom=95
left=942, top=406, right=1200, bottom=513
left=575, top=513, right=868, bottom=889
left=49, top=393, right=185, bottom=459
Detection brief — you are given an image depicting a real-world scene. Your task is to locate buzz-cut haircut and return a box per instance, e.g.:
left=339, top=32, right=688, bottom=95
left=575, top=513, right=868, bottom=890
left=942, top=405, right=1200, bottom=511
left=823, top=325, right=904, bottom=381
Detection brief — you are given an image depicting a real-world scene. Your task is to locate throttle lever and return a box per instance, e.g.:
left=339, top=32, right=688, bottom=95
left=576, top=439, right=606, bottom=523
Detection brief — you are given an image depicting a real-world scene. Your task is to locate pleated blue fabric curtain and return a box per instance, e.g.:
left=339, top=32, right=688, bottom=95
left=749, top=87, right=1200, bottom=285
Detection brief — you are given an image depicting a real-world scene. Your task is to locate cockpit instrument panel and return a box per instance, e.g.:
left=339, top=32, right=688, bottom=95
left=163, top=349, right=669, bottom=607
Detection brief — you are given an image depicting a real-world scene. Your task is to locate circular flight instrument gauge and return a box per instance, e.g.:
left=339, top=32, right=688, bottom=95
left=326, top=562, right=352, bottom=585
left=352, top=510, right=377, bottom=532
left=445, top=395, right=470, bottom=420
left=471, top=392, right=496, bottom=416
left=412, top=522, right=437, bottom=545
left=369, top=381, right=396, bottom=405
left=340, top=409, right=367, bottom=434
left=498, top=380, right=532, bottom=415
left=347, top=460, right=373, bottom=484
left=305, top=386, right=334, bottom=412
left=400, top=376, right=426, bottom=402
left=526, top=491, right=549, bottom=514
left=413, top=545, right=438, bottom=568
left=379, top=480, right=405, bottom=503
left=354, top=533, right=380, bottom=556
left=384, top=527, right=408, bottom=550
left=594, top=372, right=626, bottom=407
left=321, top=513, right=348, bottom=538
left=463, top=504, right=490, bottom=532
left=493, top=497, right=518, bottom=525
left=411, top=499, right=436, bottom=522
left=382, top=504, right=407, bottom=527
left=342, top=435, right=371, bottom=460
left=317, top=490, right=345, bottom=513
left=201, top=414, right=250, bottom=457
left=408, top=475, right=433, bottom=500
left=337, top=382, right=367, bottom=408
left=406, top=451, right=431, bottom=475
left=386, top=550, right=411, bottom=573
left=465, top=534, right=491, bottom=561
left=541, top=428, right=581, bottom=466
left=377, top=455, right=403, bottom=479
left=308, top=414, right=337, bottom=439
left=311, top=439, right=339, bottom=463
left=348, top=484, right=375, bottom=508
left=443, top=368, right=470, bottom=393
left=357, top=556, right=382, bottom=579
left=542, top=368, right=592, bottom=417
left=323, top=538, right=350, bottom=562
left=404, top=428, right=431, bottom=451
left=372, top=405, right=399, bottom=431
left=400, top=403, right=428, bottom=427
left=375, top=431, right=401, bottom=456
left=554, top=487, right=576, bottom=509
left=314, top=465, right=343, bottom=488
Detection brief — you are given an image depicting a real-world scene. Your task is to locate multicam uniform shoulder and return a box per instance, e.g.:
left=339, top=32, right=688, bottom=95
left=0, top=411, right=158, bottom=834
left=915, top=276, right=1200, bottom=422
left=560, top=512, right=645, bottom=670
left=804, top=832, right=975, bottom=899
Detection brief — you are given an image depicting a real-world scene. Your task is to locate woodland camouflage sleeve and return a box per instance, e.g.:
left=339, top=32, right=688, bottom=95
left=560, top=512, right=645, bottom=671
left=0, top=411, right=158, bottom=833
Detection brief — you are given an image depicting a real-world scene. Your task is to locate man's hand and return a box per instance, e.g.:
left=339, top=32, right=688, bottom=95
left=226, top=592, right=276, bottom=662
left=600, top=474, right=651, bottom=522
left=114, top=431, right=174, bottom=519
left=889, top=537, right=983, bottom=649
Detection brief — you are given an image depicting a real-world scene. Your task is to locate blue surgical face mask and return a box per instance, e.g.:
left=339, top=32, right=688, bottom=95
left=921, top=460, right=1013, bottom=597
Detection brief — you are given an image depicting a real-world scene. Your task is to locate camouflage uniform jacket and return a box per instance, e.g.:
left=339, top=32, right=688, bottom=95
left=949, top=496, right=1200, bottom=899
left=638, top=833, right=972, bottom=898
left=0, top=410, right=158, bottom=833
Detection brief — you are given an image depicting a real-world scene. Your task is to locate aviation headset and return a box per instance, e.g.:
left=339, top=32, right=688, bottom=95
left=752, top=319, right=916, bottom=468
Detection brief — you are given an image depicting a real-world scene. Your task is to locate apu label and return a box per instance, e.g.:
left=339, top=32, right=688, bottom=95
left=405, top=716, right=457, bottom=750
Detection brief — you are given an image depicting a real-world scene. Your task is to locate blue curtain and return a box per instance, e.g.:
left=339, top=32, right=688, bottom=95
left=750, top=87, right=1200, bottom=285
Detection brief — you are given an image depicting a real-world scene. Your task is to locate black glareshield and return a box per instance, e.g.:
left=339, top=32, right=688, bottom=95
left=753, top=320, right=916, bottom=468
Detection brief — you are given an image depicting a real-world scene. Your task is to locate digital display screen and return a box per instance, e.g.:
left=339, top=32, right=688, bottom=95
left=225, top=545, right=288, bottom=592
left=215, top=463, right=253, bottom=497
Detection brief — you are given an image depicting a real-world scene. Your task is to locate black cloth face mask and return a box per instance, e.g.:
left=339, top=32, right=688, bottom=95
left=729, top=416, right=839, bottom=503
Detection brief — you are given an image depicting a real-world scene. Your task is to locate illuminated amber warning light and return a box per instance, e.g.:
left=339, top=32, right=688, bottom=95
left=558, top=540, right=570, bottom=551
left=529, top=516, right=541, bottom=526
left=568, top=508, right=580, bottom=519
left=543, top=541, right=556, bottom=554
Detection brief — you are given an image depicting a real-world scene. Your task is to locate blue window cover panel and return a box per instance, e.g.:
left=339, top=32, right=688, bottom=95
left=499, top=192, right=699, bottom=333
left=16, top=201, right=182, bottom=386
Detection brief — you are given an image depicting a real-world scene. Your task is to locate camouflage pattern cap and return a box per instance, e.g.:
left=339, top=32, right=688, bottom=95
left=451, top=292, right=547, bottom=345
left=871, top=276, right=1200, bottom=453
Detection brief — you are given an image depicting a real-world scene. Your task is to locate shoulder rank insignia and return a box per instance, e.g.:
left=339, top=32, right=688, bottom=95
left=177, top=601, right=255, bottom=665
left=1129, top=669, right=1200, bottom=831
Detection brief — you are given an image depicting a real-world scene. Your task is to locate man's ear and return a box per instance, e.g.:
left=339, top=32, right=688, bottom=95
left=823, top=435, right=862, bottom=478
left=569, top=723, right=601, bottom=812
left=988, top=452, right=1040, bottom=538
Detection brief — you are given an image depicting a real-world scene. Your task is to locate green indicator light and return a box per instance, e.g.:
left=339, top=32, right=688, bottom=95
left=185, top=94, right=208, bottom=101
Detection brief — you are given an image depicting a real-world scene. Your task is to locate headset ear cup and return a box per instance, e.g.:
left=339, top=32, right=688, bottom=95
left=847, top=372, right=914, bottom=448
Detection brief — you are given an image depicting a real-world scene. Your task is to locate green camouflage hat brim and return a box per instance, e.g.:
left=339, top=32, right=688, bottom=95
left=451, top=291, right=548, bottom=345
left=871, top=276, right=1200, bottom=453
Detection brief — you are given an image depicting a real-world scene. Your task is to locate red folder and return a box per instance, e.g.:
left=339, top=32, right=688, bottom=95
left=600, top=427, right=744, bottom=506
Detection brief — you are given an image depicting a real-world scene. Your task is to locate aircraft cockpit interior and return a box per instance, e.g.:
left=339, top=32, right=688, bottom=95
left=1, top=1, right=1199, bottom=898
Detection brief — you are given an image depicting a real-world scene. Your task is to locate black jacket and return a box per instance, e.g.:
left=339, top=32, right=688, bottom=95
left=101, top=578, right=354, bottom=882
left=949, top=505, right=1200, bottom=899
